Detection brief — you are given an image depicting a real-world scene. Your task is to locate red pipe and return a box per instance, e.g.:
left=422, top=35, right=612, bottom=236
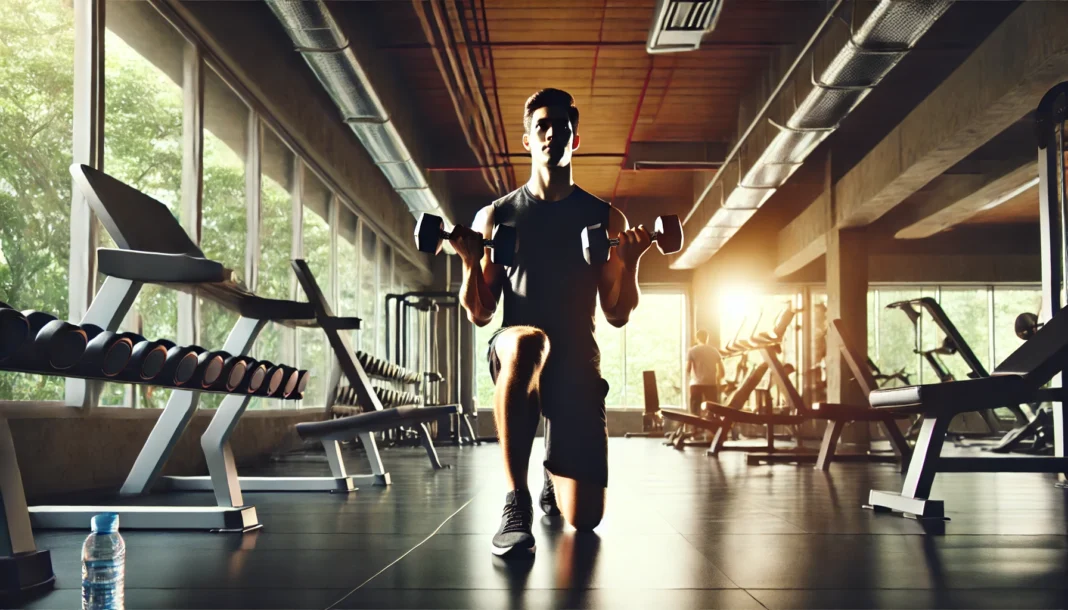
left=611, top=62, right=655, bottom=205
left=480, top=0, right=515, bottom=188
left=590, top=0, right=609, bottom=95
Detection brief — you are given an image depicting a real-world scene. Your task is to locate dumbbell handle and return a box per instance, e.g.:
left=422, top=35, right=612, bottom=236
left=440, top=228, right=498, bottom=249
left=607, top=229, right=666, bottom=247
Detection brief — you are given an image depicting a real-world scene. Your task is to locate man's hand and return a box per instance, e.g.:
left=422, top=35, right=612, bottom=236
left=614, top=224, right=652, bottom=269
left=450, top=224, right=486, bottom=268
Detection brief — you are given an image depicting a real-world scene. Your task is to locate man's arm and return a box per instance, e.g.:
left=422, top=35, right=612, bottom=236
left=453, top=204, right=506, bottom=326
left=597, top=206, right=651, bottom=327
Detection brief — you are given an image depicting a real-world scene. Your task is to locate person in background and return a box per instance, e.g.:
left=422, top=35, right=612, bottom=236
left=687, top=329, right=724, bottom=417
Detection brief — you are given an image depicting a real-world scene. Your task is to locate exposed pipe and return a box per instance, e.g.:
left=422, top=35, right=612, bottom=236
left=682, top=0, right=846, bottom=226
left=612, top=62, right=655, bottom=204
left=380, top=41, right=789, bottom=50
left=411, top=0, right=499, bottom=196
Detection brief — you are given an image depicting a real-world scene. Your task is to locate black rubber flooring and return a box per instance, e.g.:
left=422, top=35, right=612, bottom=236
left=17, top=436, right=1068, bottom=609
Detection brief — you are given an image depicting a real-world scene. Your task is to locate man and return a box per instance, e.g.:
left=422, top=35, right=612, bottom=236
left=687, top=329, right=724, bottom=416
left=449, top=89, right=651, bottom=557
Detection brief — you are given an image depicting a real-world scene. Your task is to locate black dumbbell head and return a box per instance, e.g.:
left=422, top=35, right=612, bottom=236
left=415, top=214, right=446, bottom=255
left=83, top=329, right=133, bottom=377
left=279, top=366, right=300, bottom=398
left=654, top=215, right=684, bottom=254
left=0, top=304, right=29, bottom=362
left=33, top=318, right=88, bottom=370
left=194, top=349, right=226, bottom=388
left=1016, top=312, right=1040, bottom=340
left=221, top=355, right=249, bottom=392
left=244, top=361, right=268, bottom=394
left=117, top=333, right=167, bottom=380
left=296, top=370, right=310, bottom=396
left=581, top=224, right=612, bottom=265
left=490, top=224, right=516, bottom=266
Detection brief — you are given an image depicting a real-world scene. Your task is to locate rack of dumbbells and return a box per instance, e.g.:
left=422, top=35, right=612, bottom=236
left=0, top=303, right=308, bottom=401
left=331, top=350, right=421, bottom=415
left=387, top=291, right=477, bottom=445
left=0, top=302, right=307, bottom=597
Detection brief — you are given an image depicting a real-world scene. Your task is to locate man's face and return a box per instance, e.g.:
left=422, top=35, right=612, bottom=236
left=522, top=105, right=580, bottom=168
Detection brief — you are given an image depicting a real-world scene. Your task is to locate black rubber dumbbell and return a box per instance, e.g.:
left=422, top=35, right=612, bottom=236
left=276, top=366, right=301, bottom=398
left=76, top=325, right=133, bottom=378
left=234, top=360, right=268, bottom=394
left=155, top=340, right=202, bottom=386
left=581, top=214, right=684, bottom=265
left=187, top=347, right=226, bottom=389
left=0, top=302, right=29, bottom=363
left=251, top=362, right=287, bottom=397
left=1016, top=312, right=1042, bottom=340
left=415, top=213, right=517, bottom=266
left=119, top=333, right=169, bottom=381
left=293, top=370, right=310, bottom=398
left=22, top=311, right=87, bottom=371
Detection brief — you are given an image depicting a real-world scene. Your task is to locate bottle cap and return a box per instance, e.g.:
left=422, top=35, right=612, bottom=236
left=91, top=512, right=119, bottom=534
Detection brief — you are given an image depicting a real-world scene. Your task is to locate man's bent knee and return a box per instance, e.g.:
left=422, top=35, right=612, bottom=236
left=496, top=327, right=550, bottom=370
left=554, top=476, right=605, bottom=532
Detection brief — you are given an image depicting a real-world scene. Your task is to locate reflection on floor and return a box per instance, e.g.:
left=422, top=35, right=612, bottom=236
left=18, top=437, right=1068, bottom=609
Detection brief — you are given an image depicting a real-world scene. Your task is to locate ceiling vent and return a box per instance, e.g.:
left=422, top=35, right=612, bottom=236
left=647, top=0, right=724, bottom=54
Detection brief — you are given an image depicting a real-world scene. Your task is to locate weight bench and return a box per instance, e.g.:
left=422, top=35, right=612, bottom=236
left=661, top=362, right=769, bottom=449
left=866, top=305, right=1068, bottom=519
left=713, top=318, right=911, bottom=470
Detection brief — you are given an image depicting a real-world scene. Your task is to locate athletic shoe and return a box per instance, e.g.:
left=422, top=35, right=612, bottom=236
left=540, top=468, right=561, bottom=516
left=491, top=490, right=535, bottom=557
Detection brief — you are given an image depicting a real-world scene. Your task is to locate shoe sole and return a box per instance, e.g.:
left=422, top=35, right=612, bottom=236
left=491, top=542, right=536, bottom=558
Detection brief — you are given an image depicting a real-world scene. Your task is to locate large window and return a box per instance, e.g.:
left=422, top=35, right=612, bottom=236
left=98, top=2, right=186, bottom=408
left=360, top=224, right=377, bottom=354
left=298, top=169, right=331, bottom=406
left=0, top=0, right=428, bottom=410
left=0, top=0, right=75, bottom=401
left=625, top=293, right=684, bottom=408
left=474, top=292, right=687, bottom=410
left=337, top=210, right=360, bottom=348
left=252, top=126, right=296, bottom=409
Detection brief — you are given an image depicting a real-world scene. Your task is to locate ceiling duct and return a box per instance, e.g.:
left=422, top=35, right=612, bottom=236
left=264, top=0, right=449, bottom=224
left=673, top=0, right=952, bottom=268
left=647, top=0, right=725, bottom=54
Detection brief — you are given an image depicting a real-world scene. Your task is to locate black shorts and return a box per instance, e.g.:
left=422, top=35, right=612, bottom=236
left=488, top=327, right=609, bottom=488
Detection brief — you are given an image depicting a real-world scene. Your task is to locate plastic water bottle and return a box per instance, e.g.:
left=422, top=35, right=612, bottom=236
left=81, top=513, right=125, bottom=610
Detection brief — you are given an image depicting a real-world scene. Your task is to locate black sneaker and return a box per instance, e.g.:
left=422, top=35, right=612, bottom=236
left=492, top=490, right=535, bottom=558
left=540, top=469, right=561, bottom=516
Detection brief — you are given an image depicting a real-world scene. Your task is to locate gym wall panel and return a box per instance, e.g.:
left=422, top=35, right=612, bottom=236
left=8, top=410, right=325, bottom=502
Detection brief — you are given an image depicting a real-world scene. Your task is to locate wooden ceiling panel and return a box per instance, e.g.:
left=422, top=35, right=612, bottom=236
left=350, top=0, right=820, bottom=215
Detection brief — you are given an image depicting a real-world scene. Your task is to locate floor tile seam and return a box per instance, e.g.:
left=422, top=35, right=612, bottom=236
left=743, top=587, right=1068, bottom=591
left=743, top=588, right=772, bottom=610
left=323, top=494, right=480, bottom=610
left=677, top=532, right=747, bottom=591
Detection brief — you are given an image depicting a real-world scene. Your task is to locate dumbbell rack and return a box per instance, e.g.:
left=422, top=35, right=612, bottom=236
left=329, top=351, right=425, bottom=446
left=0, top=306, right=307, bottom=598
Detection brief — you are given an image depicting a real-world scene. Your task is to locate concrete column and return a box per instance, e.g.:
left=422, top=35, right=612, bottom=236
left=826, top=226, right=869, bottom=446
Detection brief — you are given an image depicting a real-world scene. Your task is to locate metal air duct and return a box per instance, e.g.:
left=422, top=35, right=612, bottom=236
left=265, top=0, right=449, bottom=223
left=673, top=0, right=953, bottom=269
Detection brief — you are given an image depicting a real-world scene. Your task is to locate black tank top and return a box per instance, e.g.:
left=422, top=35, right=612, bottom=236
left=492, top=185, right=611, bottom=377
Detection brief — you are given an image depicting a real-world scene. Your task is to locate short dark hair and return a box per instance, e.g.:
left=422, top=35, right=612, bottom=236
left=523, top=88, right=579, bottom=134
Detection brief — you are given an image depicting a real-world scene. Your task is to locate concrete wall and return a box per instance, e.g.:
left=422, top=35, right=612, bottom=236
left=9, top=408, right=324, bottom=502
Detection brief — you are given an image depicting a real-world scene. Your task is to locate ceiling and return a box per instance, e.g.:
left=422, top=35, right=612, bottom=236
left=351, top=0, right=822, bottom=224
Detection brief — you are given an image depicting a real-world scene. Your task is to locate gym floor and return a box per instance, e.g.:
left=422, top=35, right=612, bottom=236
left=20, top=438, right=1068, bottom=609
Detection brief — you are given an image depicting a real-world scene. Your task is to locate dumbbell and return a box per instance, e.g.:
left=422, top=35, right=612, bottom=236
left=276, top=366, right=301, bottom=398
left=293, top=369, right=310, bottom=398
left=186, top=347, right=226, bottom=389
left=415, top=213, right=517, bottom=266
left=233, top=361, right=268, bottom=394
left=256, top=361, right=286, bottom=397
left=581, top=214, right=684, bottom=265
left=118, top=333, right=169, bottom=381
left=76, top=325, right=134, bottom=378
left=22, top=311, right=88, bottom=371
left=155, top=340, right=202, bottom=386
left=1016, top=312, right=1042, bottom=340
left=0, top=302, right=29, bottom=362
